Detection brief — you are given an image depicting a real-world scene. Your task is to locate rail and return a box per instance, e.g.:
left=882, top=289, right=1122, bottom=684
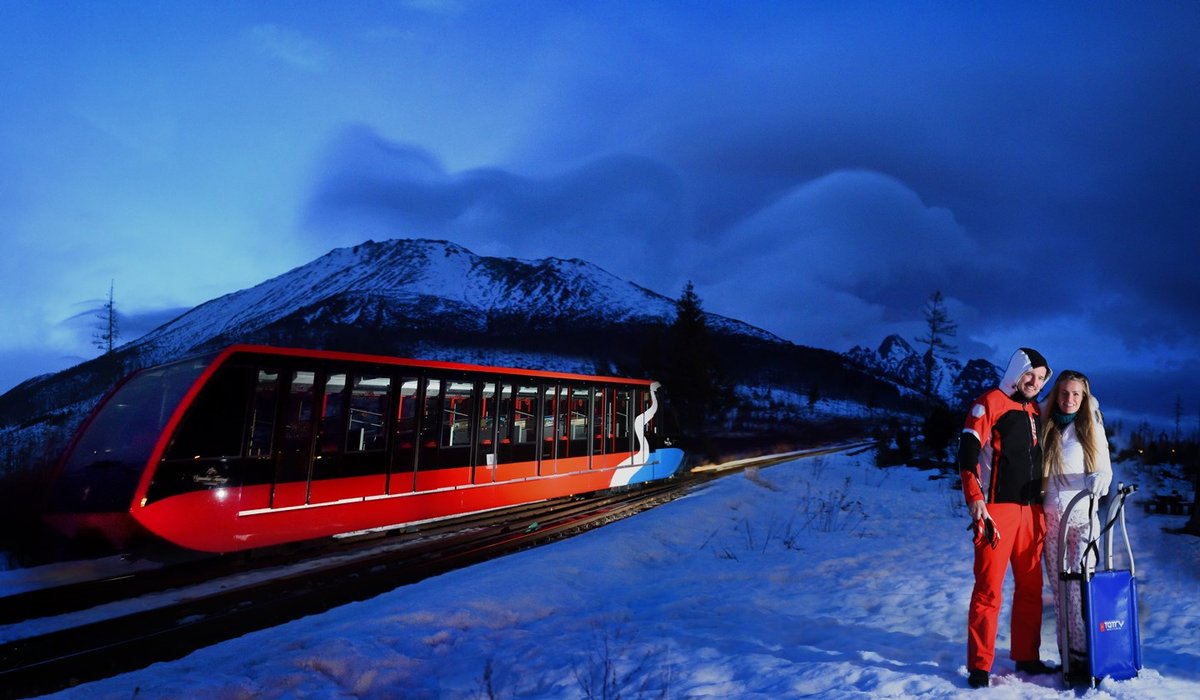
left=0, top=442, right=869, bottom=698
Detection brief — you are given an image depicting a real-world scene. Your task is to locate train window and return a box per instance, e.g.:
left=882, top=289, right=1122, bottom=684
left=395, top=377, right=419, bottom=449
left=640, top=389, right=654, bottom=441
left=570, top=386, right=589, bottom=441
left=442, top=380, right=474, bottom=449
left=347, top=374, right=390, bottom=453
left=478, top=382, right=497, bottom=448
left=246, top=370, right=279, bottom=458
left=592, top=386, right=607, bottom=455
left=391, top=376, right=420, bottom=488
left=418, top=377, right=441, bottom=466
left=557, top=386, right=570, bottom=441
left=613, top=388, right=631, bottom=454
left=316, top=373, right=347, bottom=457
left=542, top=384, right=560, bottom=461
left=513, top=385, right=538, bottom=445
left=164, top=364, right=257, bottom=461
left=277, top=370, right=317, bottom=483
left=495, top=383, right=513, bottom=446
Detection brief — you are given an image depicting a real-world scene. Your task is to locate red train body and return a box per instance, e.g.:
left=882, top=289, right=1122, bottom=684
left=45, top=345, right=685, bottom=553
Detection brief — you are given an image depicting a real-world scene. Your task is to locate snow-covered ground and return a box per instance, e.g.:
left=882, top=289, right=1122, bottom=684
left=37, top=449, right=1200, bottom=699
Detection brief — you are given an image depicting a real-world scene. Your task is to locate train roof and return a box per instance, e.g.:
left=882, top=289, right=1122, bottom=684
left=197, top=344, right=657, bottom=386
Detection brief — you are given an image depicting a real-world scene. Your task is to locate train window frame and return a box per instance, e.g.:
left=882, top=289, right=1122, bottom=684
left=314, top=372, right=349, bottom=462
left=417, top=376, right=442, bottom=469
left=435, top=376, right=476, bottom=471
left=388, top=374, right=421, bottom=493
left=613, top=387, right=631, bottom=455
left=246, top=369, right=280, bottom=459
left=475, top=380, right=500, bottom=476
left=592, top=385, right=607, bottom=457
left=346, top=373, right=391, bottom=454
left=272, top=369, right=319, bottom=505
left=513, top=384, right=539, bottom=447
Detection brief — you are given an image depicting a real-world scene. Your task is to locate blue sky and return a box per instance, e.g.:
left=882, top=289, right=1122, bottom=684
left=1, top=1, right=1197, bottom=431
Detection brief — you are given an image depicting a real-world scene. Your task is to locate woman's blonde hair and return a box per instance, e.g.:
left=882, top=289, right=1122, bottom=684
left=1041, top=370, right=1100, bottom=484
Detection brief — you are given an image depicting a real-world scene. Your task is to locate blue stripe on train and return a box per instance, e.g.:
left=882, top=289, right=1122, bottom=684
left=609, top=448, right=686, bottom=487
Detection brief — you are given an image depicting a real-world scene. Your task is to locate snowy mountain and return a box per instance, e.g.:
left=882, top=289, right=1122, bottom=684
left=0, top=239, right=922, bottom=475
left=846, top=334, right=997, bottom=408
left=125, top=238, right=779, bottom=371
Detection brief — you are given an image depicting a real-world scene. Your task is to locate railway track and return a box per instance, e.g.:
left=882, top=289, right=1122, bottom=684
left=0, top=442, right=869, bottom=698
left=0, top=481, right=685, bottom=698
left=0, top=491, right=643, bottom=626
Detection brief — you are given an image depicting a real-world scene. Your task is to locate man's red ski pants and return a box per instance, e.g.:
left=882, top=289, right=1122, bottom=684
left=967, top=502, right=1046, bottom=672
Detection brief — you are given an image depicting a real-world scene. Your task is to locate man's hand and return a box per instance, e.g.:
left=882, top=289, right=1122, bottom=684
left=968, top=499, right=989, bottom=522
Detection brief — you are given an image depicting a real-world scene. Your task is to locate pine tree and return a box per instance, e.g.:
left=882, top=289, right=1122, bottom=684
left=666, top=281, right=729, bottom=435
left=92, top=279, right=120, bottom=355
left=914, top=290, right=958, bottom=400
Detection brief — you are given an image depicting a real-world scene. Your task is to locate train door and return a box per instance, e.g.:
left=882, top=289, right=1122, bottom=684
left=473, top=380, right=498, bottom=484
left=306, top=372, right=348, bottom=503
left=493, top=382, right=537, bottom=481
left=341, top=372, right=392, bottom=491
left=272, top=369, right=318, bottom=508
left=439, top=378, right=475, bottom=480
left=307, top=371, right=391, bottom=504
left=539, top=383, right=560, bottom=474
left=611, top=388, right=632, bottom=459
left=493, top=382, right=514, bottom=474
left=566, top=385, right=590, bottom=468
left=592, top=385, right=608, bottom=466
left=414, top=376, right=475, bottom=491
left=389, top=375, right=420, bottom=493
left=637, top=388, right=654, bottom=460
left=416, top=377, right=441, bottom=483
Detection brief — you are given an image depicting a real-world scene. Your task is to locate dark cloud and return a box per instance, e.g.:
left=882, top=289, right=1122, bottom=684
left=694, top=169, right=982, bottom=349
left=514, top=2, right=1200, bottom=345
left=7, top=1, right=1195, bottom=427
left=62, top=304, right=190, bottom=348
left=303, top=125, right=688, bottom=280
left=211, top=4, right=1200, bottom=428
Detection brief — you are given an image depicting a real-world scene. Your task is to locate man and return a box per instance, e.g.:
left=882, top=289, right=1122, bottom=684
left=959, top=347, right=1057, bottom=688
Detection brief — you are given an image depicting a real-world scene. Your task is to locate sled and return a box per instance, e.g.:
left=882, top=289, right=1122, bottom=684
left=1057, top=483, right=1142, bottom=687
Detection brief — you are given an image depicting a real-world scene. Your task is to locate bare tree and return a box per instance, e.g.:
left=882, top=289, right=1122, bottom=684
left=92, top=279, right=120, bottom=355
left=914, top=290, right=958, bottom=400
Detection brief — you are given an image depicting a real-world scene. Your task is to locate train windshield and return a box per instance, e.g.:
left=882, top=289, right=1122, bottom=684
left=49, top=354, right=216, bottom=512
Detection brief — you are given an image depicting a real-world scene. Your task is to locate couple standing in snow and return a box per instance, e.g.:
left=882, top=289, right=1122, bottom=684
left=957, top=347, right=1113, bottom=689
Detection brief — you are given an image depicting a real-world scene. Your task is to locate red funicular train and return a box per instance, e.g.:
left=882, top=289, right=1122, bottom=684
left=45, top=345, right=685, bottom=553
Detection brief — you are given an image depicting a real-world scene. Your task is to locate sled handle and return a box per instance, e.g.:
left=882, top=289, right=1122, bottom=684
left=1059, top=490, right=1097, bottom=576
left=1102, top=483, right=1138, bottom=576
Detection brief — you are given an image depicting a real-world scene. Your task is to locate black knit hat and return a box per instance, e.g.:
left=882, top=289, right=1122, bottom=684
left=1021, top=347, right=1049, bottom=371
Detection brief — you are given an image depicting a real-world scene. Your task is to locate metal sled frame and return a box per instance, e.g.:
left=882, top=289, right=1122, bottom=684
left=1057, top=483, right=1141, bottom=687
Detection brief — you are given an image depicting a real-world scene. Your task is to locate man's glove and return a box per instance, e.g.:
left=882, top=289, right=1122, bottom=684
left=969, top=517, right=1000, bottom=549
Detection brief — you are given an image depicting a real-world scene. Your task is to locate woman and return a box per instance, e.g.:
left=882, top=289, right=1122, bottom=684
left=1040, top=369, right=1112, bottom=680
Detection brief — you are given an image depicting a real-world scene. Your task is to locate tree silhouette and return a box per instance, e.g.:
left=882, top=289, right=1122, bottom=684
left=665, top=281, right=730, bottom=436
left=92, top=279, right=120, bottom=355
left=914, top=290, right=958, bottom=400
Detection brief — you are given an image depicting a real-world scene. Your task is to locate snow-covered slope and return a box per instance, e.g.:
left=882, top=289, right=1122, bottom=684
left=127, top=238, right=778, bottom=367
left=27, top=449, right=1198, bottom=698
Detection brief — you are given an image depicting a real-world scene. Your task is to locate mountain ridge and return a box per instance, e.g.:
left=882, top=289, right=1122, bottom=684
left=0, top=238, right=921, bottom=474
left=845, top=333, right=999, bottom=409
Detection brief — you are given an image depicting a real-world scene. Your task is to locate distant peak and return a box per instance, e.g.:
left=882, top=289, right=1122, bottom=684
left=878, top=334, right=914, bottom=355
